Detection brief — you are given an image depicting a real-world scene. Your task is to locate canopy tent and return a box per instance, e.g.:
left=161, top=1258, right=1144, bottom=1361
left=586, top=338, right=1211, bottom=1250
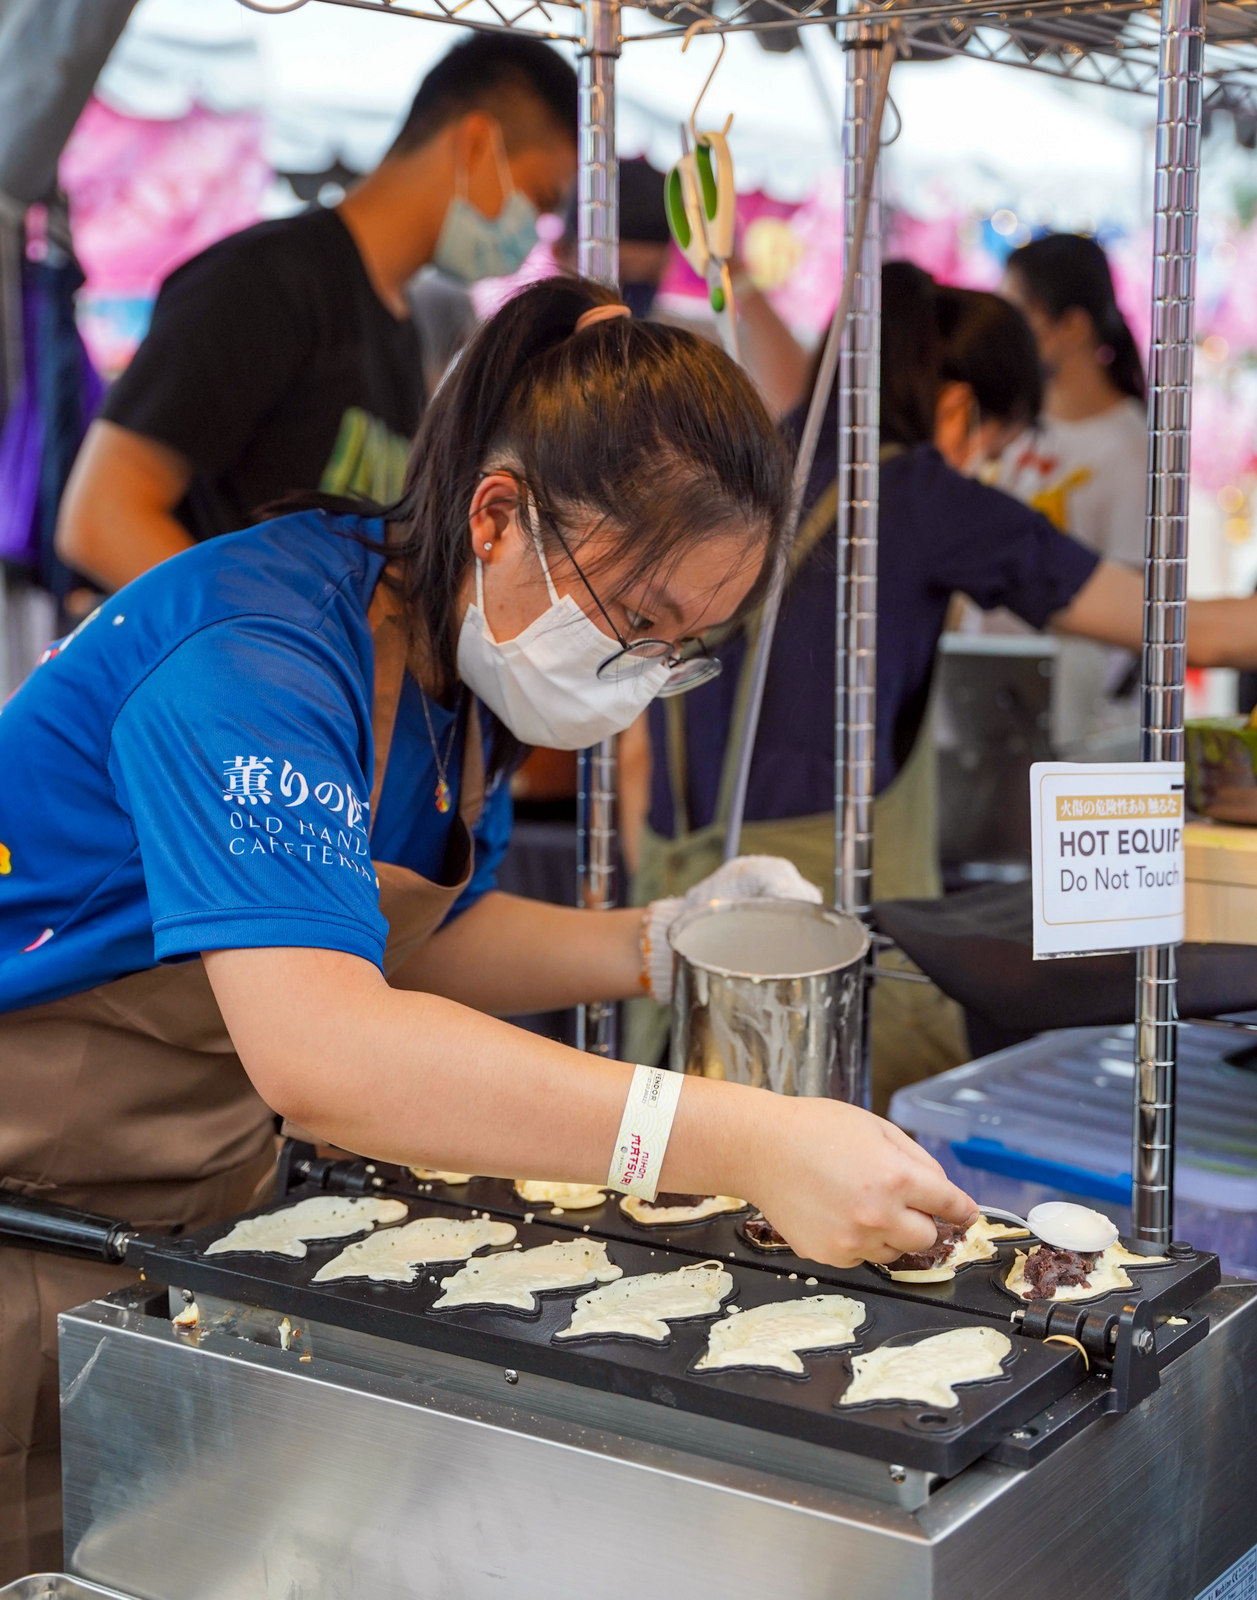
left=0, top=0, right=134, bottom=412
left=0, top=0, right=135, bottom=206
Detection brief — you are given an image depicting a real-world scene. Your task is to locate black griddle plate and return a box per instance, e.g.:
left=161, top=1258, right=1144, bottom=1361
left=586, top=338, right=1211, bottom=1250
left=137, top=1189, right=1081, bottom=1479
left=397, top=1176, right=1222, bottom=1326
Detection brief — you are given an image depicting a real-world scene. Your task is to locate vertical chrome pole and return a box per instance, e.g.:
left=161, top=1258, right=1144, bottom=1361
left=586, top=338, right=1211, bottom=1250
left=1132, top=0, right=1202, bottom=1245
left=834, top=17, right=882, bottom=1109
left=575, top=0, right=621, bottom=1057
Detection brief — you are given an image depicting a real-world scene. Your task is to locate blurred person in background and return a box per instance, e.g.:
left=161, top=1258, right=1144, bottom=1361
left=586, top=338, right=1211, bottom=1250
left=993, top=231, right=1148, bottom=758
left=55, top=34, right=578, bottom=592
left=620, top=262, right=1257, bottom=1104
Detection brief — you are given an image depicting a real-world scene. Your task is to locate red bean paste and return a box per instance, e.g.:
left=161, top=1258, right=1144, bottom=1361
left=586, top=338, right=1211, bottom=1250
left=1021, top=1244, right=1100, bottom=1299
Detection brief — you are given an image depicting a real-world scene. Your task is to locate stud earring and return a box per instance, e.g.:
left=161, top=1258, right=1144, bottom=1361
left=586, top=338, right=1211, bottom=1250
left=483, top=543, right=492, bottom=552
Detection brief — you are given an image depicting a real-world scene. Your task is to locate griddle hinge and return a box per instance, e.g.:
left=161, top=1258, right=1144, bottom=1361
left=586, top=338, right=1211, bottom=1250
left=1013, top=1296, right=1161, bottom=1416
left=274, top=1139, right=389, bottom=1200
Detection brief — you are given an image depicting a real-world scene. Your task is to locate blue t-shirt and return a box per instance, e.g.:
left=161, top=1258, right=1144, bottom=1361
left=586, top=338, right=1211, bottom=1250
left=648, top=440, right=1101, bottom=838
left=0, top=512, right=512, bottom=1015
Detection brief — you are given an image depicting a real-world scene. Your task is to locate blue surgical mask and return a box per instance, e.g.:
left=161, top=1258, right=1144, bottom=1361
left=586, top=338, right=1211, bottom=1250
left=433, top=129, right=539, bottom=285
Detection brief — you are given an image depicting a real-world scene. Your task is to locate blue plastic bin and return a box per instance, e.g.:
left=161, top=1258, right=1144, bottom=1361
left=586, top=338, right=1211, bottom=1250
left=889, top=1022, right=1257, bottom=1279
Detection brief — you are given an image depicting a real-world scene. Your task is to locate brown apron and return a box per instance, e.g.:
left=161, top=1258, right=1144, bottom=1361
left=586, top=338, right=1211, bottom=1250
left=0, top=584, right=485, bottom=1581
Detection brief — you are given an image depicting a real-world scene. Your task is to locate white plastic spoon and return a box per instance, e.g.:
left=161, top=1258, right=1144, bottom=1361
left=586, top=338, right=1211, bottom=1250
left=978, top=1202, right=1120, bottom=1254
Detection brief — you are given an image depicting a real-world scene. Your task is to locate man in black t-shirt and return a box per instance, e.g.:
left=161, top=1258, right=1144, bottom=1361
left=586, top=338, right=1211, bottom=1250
left=56, top=34, right=577, bottom=590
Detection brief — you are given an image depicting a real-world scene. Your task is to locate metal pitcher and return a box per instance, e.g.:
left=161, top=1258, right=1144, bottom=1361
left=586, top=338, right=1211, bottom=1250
left=668, top=898, right=870, bottom=1099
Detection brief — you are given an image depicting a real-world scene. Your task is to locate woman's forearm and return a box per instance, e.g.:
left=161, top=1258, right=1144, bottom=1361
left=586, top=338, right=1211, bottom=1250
left=206, top=944, right=737, bottom=1188
left=1054, top=559, right=1257, bottom=667
left=735, top=284, right=811, bottom=418
left=203, top=944, right=976, bottom=1267
left=390, top=892, right=645, bottom=1013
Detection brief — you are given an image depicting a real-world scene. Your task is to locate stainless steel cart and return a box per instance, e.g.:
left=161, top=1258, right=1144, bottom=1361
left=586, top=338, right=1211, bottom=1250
left=43, top=0, right=1257, bottom=1593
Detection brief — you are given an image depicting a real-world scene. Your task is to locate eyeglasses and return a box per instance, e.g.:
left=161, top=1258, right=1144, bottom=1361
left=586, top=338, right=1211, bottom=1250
left=529, top=498, right=723, bottom=699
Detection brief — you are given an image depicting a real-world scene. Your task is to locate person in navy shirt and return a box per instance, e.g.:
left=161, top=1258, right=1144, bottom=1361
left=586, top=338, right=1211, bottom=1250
left=0, top=277, right=979, bottom=1576
left=635, top=263, right=1257, bottom=846
left=621, top=265, right=1257, bottom=1094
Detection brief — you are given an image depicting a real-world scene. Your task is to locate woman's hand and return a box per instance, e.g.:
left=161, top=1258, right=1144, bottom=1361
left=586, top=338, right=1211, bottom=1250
left=643, top=854, right=823, bottom=1004
left=720, top=1092, right=977, bottom=1268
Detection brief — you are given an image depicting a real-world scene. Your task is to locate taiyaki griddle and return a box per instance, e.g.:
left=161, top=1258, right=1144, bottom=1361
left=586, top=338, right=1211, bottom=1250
left=135, top=1186, right=1085, bottom=1478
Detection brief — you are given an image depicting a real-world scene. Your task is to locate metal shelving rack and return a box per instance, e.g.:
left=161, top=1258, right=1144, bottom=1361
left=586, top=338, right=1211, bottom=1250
left=299, top=0, right=1257, bottom=1244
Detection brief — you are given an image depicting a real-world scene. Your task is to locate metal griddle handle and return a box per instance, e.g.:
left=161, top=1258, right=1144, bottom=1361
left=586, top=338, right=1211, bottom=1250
left=0, top=1190, right=136, bottom=1263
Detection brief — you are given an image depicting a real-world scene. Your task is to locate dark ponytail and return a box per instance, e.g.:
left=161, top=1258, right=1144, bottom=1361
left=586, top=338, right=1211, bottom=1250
left=388, top=274, right=792, bottom=776
left=1007, top=233, right=1146, bottom=404
left=879, top=260, right=942, bottom=448
left=800, top=260, right=946, bottom=449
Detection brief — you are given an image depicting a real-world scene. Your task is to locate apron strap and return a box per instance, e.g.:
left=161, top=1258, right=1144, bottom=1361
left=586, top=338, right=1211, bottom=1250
left=712, top=614, right=765, bottom=830
left=368, top=575, right=487, bottom=838
left=457, top=700, right=487, bottom=829
left=664, top=698, right=691, bottom=841
left=367, top=580, right=409, bottom=830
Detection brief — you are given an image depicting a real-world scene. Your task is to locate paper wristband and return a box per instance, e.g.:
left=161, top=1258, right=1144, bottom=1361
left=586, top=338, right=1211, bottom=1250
left=607, top=1065, right=685, bottom=1201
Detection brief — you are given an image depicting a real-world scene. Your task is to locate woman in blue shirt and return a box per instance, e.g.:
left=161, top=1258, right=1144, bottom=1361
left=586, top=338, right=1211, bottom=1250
left=0, top=277, right=976, bottom=1575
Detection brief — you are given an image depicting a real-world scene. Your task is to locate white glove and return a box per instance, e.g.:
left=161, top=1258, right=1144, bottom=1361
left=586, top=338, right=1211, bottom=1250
left=642, top=855, right=824, bottom=1006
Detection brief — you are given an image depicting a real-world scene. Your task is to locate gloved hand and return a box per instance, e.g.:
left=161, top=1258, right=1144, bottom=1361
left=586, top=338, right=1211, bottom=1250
left=642, top=855, right=824, bottom=1007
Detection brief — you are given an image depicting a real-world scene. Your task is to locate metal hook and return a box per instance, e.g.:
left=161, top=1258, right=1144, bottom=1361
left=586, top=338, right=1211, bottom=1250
left=682, top=21, right=732, bottom=144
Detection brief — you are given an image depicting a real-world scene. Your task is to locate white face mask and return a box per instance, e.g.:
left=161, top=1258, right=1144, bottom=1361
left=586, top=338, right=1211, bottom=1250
left=456, top=531, right=671, bottom=749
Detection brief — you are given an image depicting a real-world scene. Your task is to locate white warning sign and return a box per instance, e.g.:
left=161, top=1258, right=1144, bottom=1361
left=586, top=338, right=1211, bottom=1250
left=1030, top=761, right=1185, bottom=959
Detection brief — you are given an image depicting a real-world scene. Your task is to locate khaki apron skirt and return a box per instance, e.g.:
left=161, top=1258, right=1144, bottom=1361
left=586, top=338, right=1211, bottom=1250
left=0, top=582, right=485, bottom=1580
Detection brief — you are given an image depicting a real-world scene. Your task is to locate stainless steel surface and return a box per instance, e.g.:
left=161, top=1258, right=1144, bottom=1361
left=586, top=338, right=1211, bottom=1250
left=0, top=1580, right=136, bottom=1600
left=171, top=1288, right=939, bottom=1509
left=1132, top=0, right=1203, bottom=1246
left=668, top=898, right=870, bottom=1095
left=721, top=39, right=895, bottom=865
left=60, top=1283, right=1257, bottom=1600
left=574, top=0, right=620, bottom=1058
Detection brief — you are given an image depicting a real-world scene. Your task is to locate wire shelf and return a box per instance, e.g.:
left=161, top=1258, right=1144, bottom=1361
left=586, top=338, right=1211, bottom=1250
left=308, top=0, right=1257, bottom=101
left=308, top=0, right=583, bottom=43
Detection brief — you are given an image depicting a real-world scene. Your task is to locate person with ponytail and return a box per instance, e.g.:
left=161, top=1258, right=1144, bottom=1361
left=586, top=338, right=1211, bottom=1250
left=0, top=276, right=981, bottom=1576
left=624, top=260, right=1257, bottom=1100
left=996, top=232, right=1149, bottom=757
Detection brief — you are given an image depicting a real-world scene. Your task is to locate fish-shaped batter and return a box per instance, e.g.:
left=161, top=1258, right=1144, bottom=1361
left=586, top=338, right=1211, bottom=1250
left=620, top=1193, right=747, bottom=1228
left=204, top=1196, right=409, bottom=1259
left=434, top=1239, right=622, bottom=1311
left=410, top=1168, right=475, bottom=1185
left=841, top=1326, right=1013, bottom=1409
left=695, top=1295, right=866, bottom=1375
left=312, top=1216, right=517, bottom=1283
left=513, top=1180, right=607, bottom=1212
left=556, top=1262, right=733, bottom=1343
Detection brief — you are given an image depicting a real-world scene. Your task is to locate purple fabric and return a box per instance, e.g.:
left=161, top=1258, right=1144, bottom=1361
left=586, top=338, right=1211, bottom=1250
left=0, top=285, right=41, bottom=565
left=0, top=255, right=105, bottom=589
